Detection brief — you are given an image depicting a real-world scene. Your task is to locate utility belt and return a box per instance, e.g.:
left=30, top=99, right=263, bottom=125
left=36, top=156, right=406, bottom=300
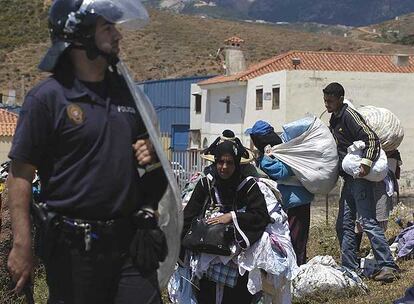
left=59, top=215, right=135, bottom=252
left=32, top=202, right=150, bottom=255
left=31, top=201, right=168, bottom=274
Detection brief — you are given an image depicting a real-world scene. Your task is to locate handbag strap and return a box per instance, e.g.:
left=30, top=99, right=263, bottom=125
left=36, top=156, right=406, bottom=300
left=231, top=176, right=256, bottom=249
left=237, top=176, right=254, bottom=191
left=231, top=211, right=250, bottom=249
left=199, top=176, right=215, bottom=218
left=201, top=176, right=255, bottom=218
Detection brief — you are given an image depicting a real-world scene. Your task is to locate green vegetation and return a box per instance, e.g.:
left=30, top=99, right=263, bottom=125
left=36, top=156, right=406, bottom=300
left=0, top=0, right=48, bottom=50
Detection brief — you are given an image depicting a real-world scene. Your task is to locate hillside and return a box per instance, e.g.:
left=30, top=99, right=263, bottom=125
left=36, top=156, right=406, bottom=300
left=1, top=9, right=414, bottom=104
left=145, top=0, right=414, bottom=27
left=349, top=13, right=414, bottom=45
left=0, top=0, right=48, bottom=50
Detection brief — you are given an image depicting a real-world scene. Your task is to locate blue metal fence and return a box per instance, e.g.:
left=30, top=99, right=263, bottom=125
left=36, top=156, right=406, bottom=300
left=137, top=76, right=213, bottom=150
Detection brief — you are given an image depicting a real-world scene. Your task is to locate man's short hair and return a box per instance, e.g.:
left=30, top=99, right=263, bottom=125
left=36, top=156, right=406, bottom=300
left=323, top=82, right=345, bottom=99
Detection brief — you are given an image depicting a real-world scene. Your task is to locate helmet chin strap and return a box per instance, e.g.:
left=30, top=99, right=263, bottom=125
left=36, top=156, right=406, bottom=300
left=71, top=38, right=119, bottom=67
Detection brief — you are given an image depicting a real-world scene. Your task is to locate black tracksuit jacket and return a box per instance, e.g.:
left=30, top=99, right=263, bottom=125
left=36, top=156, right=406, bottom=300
left=329, top=103, right=381, bottom=176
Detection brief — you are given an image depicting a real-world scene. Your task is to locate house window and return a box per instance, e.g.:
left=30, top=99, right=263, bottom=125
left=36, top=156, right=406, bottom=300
left=272, top=87, right=280, bottom=109
left=190, top=130, right=201, bottom=148
left=195, top=94, right=201, bottom=114
left=256, top=88, right=263, bottom=110
left=203, top=138, right=208, bottom=149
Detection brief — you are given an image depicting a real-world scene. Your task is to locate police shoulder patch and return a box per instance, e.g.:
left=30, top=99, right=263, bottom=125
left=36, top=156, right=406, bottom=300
left=67, top=104, right=85, bottom=125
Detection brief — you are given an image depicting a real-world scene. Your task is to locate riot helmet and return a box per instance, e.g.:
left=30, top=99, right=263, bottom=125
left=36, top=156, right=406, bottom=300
left=39, top=0, right=149, bottom=72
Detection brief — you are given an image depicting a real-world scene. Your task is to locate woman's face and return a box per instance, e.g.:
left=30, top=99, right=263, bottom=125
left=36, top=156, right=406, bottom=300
left=216, top=153, right=236, bottom=180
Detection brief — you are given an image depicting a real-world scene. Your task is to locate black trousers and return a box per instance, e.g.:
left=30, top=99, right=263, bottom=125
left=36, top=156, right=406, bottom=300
left=196, top=272, right=253, bottom=304
left=287, top=203, right=311, bottom=266
left=43, top=227, right=162, bottom=304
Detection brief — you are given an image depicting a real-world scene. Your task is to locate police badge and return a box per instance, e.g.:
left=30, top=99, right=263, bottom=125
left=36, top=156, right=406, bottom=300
left=66, top=104, right=85, bottom=125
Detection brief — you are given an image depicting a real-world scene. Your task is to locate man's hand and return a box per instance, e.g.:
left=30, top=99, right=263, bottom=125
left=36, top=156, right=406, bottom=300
left=132, top=139, right=156, bottom=166
left=7, top=244, right=33, bottom=294
left=359, top=164, right=371, bottom=177
left=7, top=160, right=35, bottom=295
left=207, top=213, right=233, bottom=225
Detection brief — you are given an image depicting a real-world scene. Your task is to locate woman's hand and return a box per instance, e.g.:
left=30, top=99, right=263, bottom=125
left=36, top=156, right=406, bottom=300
left=206, top=213, right=232, bottom=225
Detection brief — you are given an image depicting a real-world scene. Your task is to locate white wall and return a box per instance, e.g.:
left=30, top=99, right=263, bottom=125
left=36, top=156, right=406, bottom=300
left=196, top=85, right=247, bottom=147
left=0, top=137, right=12, bottom=163
left=193, top=70, right=414, bottom=173
left=285, top=70, right=414, bottom=171
left=190, top=83, right=204, bottom=131
left=244, top=71, right=287, bottom=130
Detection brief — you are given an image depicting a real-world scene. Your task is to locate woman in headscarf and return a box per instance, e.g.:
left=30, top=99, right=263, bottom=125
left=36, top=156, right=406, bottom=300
left=182, top=130, right=270, bottom=304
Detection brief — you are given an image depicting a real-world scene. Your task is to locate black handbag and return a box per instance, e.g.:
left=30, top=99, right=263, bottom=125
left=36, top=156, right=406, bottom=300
left=182, top=179, right=235, bottom=256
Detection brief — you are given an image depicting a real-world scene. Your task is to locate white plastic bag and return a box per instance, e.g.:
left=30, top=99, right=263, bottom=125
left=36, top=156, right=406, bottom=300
left=358, top=106, right=404, bottom=152
left=342, top=141, right=388, bottom=182
left=266, top=116, right=339, bottom=194
left=292, top=256, right=367, bottom=299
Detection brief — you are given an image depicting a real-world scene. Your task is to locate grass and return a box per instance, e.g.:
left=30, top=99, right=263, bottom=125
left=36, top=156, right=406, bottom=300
left=1, top=200, right=411, bottom=304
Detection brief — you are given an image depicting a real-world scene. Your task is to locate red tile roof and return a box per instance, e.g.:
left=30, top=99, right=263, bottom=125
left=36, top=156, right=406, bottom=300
left=0, top=109, right=18, bottom=136
left=199, top=50, right=414, bottom=85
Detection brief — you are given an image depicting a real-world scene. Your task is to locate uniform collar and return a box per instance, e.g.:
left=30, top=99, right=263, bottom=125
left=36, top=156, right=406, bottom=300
left=60, top=70, right=118, bottom=105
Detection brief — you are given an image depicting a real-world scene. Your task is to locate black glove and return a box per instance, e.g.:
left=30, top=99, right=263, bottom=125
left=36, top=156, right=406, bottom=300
left=130, top=210, right=168, bottom=276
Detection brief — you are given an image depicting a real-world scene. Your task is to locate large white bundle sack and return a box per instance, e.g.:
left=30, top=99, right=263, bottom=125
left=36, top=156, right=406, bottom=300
left=292, top=256, right=367, bottom=299
left=342, top=141, right=388, bottom=182
left=266, top=116, right=339, bottom=195
left=358, top=106, right=404, bottom=152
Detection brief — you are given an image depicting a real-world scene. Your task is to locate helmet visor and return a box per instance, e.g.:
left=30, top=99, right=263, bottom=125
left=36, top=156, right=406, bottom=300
left=80, top=0, right=149, bottom=29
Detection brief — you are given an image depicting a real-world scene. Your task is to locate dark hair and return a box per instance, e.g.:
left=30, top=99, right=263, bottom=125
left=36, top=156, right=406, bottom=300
left=251, top=132, right=282, bottom=154
left=323, top=82, right=345, bottom=99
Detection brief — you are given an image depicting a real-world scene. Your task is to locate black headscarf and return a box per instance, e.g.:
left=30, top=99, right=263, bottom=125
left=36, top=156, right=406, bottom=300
left=203, top=130, right=248, bottom=166
left=203, top=130, right=249, bottom=203
left=250, top=132, right=282, bottom=154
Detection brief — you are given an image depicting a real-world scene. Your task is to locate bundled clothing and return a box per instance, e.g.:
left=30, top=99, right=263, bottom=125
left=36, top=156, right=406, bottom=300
left=259, top=155, right=313, bottom=266
left=329, top=103, right=381, bottom=176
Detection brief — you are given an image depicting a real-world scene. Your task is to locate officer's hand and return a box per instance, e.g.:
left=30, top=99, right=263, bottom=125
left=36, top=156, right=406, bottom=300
left=133, top=139, right=156, bottom=166
left=7, top=245, right=33, bottom=294
left=359, top=164, right=371, bottom=177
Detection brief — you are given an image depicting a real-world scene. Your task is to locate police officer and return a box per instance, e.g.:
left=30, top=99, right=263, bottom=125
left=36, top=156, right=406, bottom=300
left=7, top=0, right=168, bottom=303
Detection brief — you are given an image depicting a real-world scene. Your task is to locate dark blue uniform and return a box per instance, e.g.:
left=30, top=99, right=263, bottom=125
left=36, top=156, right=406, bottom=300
left=9, top=69, right=166, bottom=304
left=10, top=71, right=162, bottom=219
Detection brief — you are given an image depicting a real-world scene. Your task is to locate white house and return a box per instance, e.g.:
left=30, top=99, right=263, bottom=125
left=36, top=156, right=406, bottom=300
left=190, top=49, right=414, bottom=172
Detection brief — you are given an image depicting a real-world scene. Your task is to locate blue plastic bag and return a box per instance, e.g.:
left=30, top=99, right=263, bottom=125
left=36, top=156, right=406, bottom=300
left=281, top=116, right=314, bottom=142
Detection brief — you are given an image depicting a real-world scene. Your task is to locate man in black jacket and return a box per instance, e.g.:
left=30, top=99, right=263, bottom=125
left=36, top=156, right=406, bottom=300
left=323, top=82, right=399, bottom=282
